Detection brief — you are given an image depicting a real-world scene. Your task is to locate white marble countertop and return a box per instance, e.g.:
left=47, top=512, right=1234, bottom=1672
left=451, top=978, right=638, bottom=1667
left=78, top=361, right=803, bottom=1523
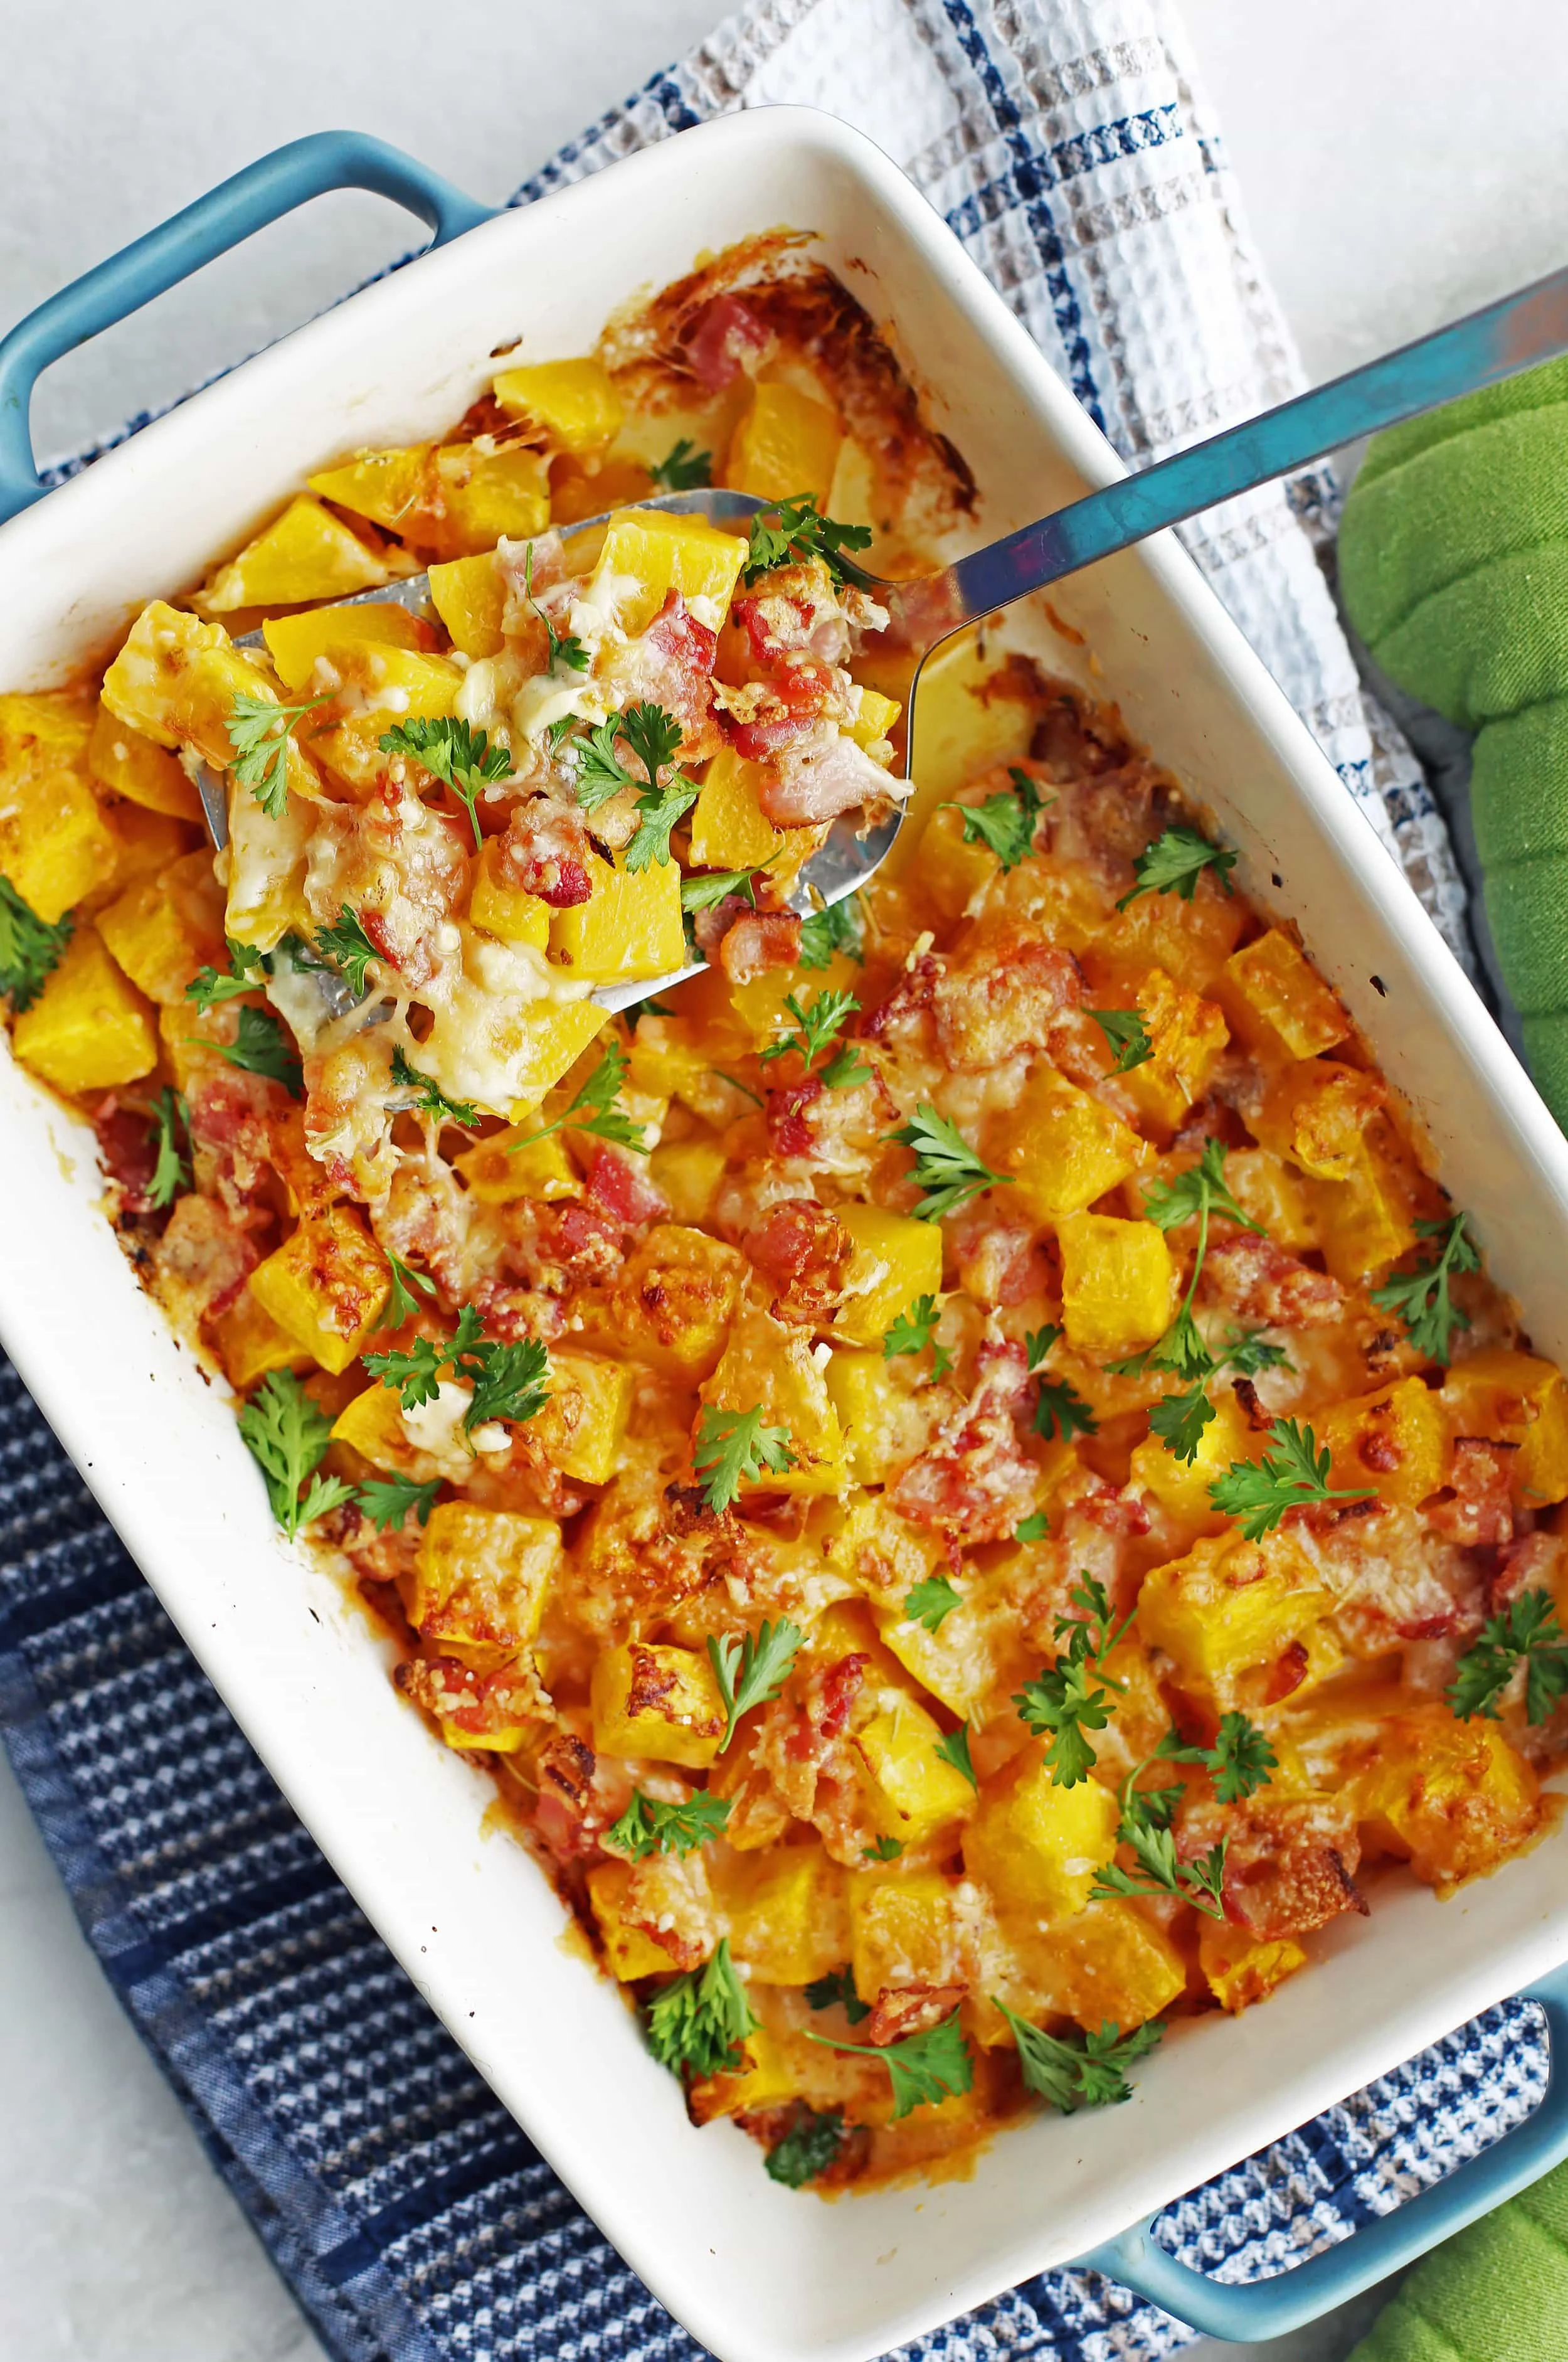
left=4, top=3, right=1567, bottom=2355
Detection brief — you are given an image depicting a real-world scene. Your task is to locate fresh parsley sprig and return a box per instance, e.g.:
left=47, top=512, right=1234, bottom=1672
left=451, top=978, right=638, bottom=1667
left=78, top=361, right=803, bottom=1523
left=1370, top=1213, right=1480, bottom=1367
left=521, top=1041, right=649, bottom=1154
left=1110, top=1142, right=1265, bottom=1460
left=204, top=1004, right=303, bottom=1097
left=569, top=701, right=697, bottom=868
left=808, top=2012, right=973, bottom=2122
left=1025, top=1325, right=1098, bottom=1442
left=760, top=986, right=867, bottom=1087
left=934, top=1722, right=977, bottom=1788
left=798, top=897, right=862, bottom=972
left=804, top=1967, right=870, bottom=2024
left=1090, top=1755, right=1229, bottom=1920
left=379, top=1249, right=437, bottom=1331
left=379, top=716, right=511, bottom=851
left=186, top=936, right=268, bottom=1013
left=889, top=1104, right=1011, bottom=1221
left=941, top=767, right=1046, bottom=871
left=648, top=439, right=714, bottom=492
left=1449, top=1588, right=1568, bottom=1725
left=238, top=1370, right=355, bottom=1540
left=356, top=1472, right=443, bottom=1532
left=884, top=1294, right=952, bottom=1380
left=1209, top=1417, right=1373, bottom=1540
left=992, top=1999, right=1162, bottom=2112
left=863, top=1835, right=904, bottom=1863
left=741, top=494, right=873, bottom=587
left=680, top=864, right=770, bottom=913
left=904, top=1574, right=962, bottom=1632
left=366, top=1302, right=550, bottom=1435
left=1014, top=1575, right=1134, bottom=1787
left=522, top=541, right=588, bottom=674
left=1145, top=1331, right=1290, bottom=1467
left=0, top=878, right=72, bottom=1009
left=388, top=1044, right=480, bottom=1129
left=693, top=1404, right=797, bottom=1513
left=1116, top=824, right=1236, bottom=910
left=1156, top=1711, right=1277, bottom=1805
left=226, top=691, right=329, bottom=819
left=646, top=1939, right=758, bottom=2081
left=314, top=905, right=380, bottom=995
left=766, top=2109, right=845, bottom=2188
left=706, top=1617, right=805, bottom=1750
left=608, top=1790, right=732, bottom=1860
left=146, top=1088, right=191, bottom=1211
left=1089, top=1008, right=1154, bottom=1074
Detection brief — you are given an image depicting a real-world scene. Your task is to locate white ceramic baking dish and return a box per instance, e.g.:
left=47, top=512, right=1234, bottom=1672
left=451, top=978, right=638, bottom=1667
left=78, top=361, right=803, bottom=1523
left=4, top=106, right=1568, bottom=2362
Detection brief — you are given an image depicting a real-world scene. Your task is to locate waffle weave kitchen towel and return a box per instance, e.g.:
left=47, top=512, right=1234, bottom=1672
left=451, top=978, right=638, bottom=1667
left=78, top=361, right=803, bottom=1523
left=1, top=4, right=1527, bottom=2361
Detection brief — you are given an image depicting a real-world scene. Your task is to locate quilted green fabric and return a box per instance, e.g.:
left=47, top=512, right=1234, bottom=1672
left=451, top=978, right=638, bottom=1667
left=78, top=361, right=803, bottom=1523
left=1338, top=358, right=1568, bottom=1119
left=1348, top=2156, right=1568, bottom=2361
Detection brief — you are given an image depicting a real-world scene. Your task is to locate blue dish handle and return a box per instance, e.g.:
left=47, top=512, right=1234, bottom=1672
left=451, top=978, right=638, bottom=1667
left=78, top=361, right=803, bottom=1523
left=0, top=129, right=495, bottom=526
left=1074, top=1960, right=1568, bottom=2341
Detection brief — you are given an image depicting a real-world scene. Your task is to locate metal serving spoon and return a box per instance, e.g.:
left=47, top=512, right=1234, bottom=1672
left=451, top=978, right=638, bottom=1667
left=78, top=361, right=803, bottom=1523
left=203, top=262, right=1568, bottom=1019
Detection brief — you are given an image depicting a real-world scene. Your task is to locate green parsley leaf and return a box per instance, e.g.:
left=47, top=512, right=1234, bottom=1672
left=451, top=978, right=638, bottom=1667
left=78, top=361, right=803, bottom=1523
left=765, top=2109, right=845, bottom=2188
left=648, top=438, right=714, bottom=492
left=389, top=1043, right=480, bottom=1129
left=693, top=1404, right=797, bottom=1514
left=356, top=1472, right=442, bottom=1532
left=934, top=1723, right=977, bottom=1788
left=522, top=540, right=588, bottom=674
left=625, top=779, right=699, bottom=872
left=207, top=1004, right=302, bottom=1097
left=314, top=905, right=380, bottom=996
left=379, top=716, right=511, bottom=850
left=1014, top=1575, right=1134, bottom=1786
left=379, top=1249, right=437, bottom=1330
left=706, top=1616, right=805, bottom=1749
left=238, top=1369, right=354, bottom=1539
left=808, top=2013, right=973, bottom=2122
left=1209, top=1417, right=1373, bottom=1540
left=608, top=1790, right=733, bottom=1860
left=798, top=896, right=862, bottom=972
left=1088, top=1008, right=1154, bottom=1074
left=570, top=713, right=638, bottom=813
left=1226, top=1331, right=1291, bottom=1378
left=1116, top=824, right=1236, bottom=911
left=146, top=1087, right=191, bottom=1211
left=1121, top=1142, right=1266, bottom=1452
left=862, top=1835, right=904, bottom=1862
left=1157, top=1711, right=1277, bottom=1805
left=804, top=1967, right=870, bottom=2024
left=1370, top=1213, right=1480, bottom=1367
left=366, top=1304, right=549, bottom=1434
left=885, top=1295, right=943, bottom=1362
left=1025, top=1325, right=1062, bottom=1374
left=680, top=864, right=768, bottom=912
left=0, top=878, right=72, bottom=1010
left=1092, top=1814, right=1229, bottom=1922
left=1034, top=1377, right=1098, bottom=1442
left=575, top=701, right=699, bottom=870
left=226, top=691, right=328, bottom=819
left=645, top=1938, right=758, bottom=2080
left=1146, top=1383, right=1216, bottom=1464
left=741, top=495, right=874, bottom=587
left=760, top=986, right=860, bottom=1072
left=904, top=1575, right=962, bottom=1633
left=992, top=1998, right=1162, bottom=2112
left=941, top=767, right=1044, bottom=871
left=1015, top=1512, right=1051, bottom=1542
left=186, top=937, right=268, bottom=1013
left=1448, top=1587, right=1568, bottom=1724
left=524, top=1041, right=649, bottom=1154
left=365, top=1327, right=448, bottom=1412
left=889, top=1103, right=1011, bottom=1221
left=1143, top=1137, right=1261, bottom=1237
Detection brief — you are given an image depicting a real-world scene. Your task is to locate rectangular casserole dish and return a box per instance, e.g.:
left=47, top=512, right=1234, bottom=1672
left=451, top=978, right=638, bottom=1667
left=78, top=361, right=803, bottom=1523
left=4, top=105, right=1568, bottom=2362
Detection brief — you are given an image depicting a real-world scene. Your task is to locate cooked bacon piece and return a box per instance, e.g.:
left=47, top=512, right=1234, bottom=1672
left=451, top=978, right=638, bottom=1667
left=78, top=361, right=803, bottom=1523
left=467, top=1279, right=564, bottom=1344
left=583, top=1143, right=669, bottom=1230
left=497, top=796, right=593, bottom=907
left=1201, top=1230, right=1347, bottom=1328
left=766, top=1073, right=825, bottom=1161
left=152, top=1193, right=260, bottom=1326
left=397, top=1654, right=548, bottom=1747
left=865, top=1984, right=966, bottom=2046
left=615, top=1850, right=718, bottom=1971
left=373, top=1158, right=472, bottom=1301
left=717, top=908, right=803, bottom=985
left=604, top=592, right=722, bottom=763
left=889, top=1346, right=1036, bottom=1548
left=530, top=1732, right=632, bottom=1872
left=187, top=1067, right=285, bottom=1213
left=1424, top=1439, right=1517, bottom=1548
left=760, top=721, right=899, bottom=827
left=505, top=1197, right=625, bottom=1294
left=785, top=1652, right=871, bottom=1763
left=716, top=666, right=832, bottom=761
left=948, top=1203, right=1052, bottom=1306
left=1077, top=1477, right=1152, bottom=1537
left=744, top=1197, right=852, bottom=1324
left=931, top=919, right=1082, bottom=1072
left=1301, top=1501, right=1483, bottom=1654
left=731, top=564, right=863, bottom=671
left=682, top=292, right=771, bottom=390
left=859, top=953, right=938, bottom=1043
left=1186, top=1795, right=1367, bottom=1943
left=92, top=1095, right=161, bottom=1212
left=1491, top=1529, right=1567, bottom=1608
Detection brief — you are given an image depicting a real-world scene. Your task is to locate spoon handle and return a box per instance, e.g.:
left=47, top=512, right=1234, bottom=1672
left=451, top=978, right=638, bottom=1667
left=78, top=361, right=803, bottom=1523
left=918, top=264, right=1568, bottom=632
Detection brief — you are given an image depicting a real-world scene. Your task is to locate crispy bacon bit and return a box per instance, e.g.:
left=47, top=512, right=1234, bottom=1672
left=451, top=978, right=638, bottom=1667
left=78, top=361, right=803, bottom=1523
left=1491, top=1529, right=1565, bottom=1609
left=931, top=920, right=1082, bottom=1072
left=744, top=1196, right=852, bottom=1324
left=682, top=292, right=771, bottom=390
left=510, top=1198, right=625, bottom=1289
left=1231, top=1376, right=1276, bottom=1434
left=1264, top=1639, right=1311, bottom=1703
left=1186, top=1794, right=1367, bottom=1941
left=948, top=1203, right=1051, bottom=1307
left=1202, top=1231, right=1347, bottom=1328
left=531, top=1732, right=630, bottom=1872
left=767, top=1073, right=825, bottom=1160
left=153, top=1193, right=260, bottom=1325
left=889, top=1349, right=1036, bottom=1548
left=1423, top=1439, right=1517, bottom=1548
left=865, top=1984, right=966, bottom=2046
left=92, top=1096, right=161, bottom=1211
left=787, top=1652, right=870, bottom=1762
left=397, top=1653, right=545, bottom=1745
left=498, top=797, right=593, bottom=907
left=635, top=592, right=719, bottom=743
left=859, top=952, right=938, bottom=1043
left=717, top=908, right=803, bottom=985
left=583, top=1144, right=669, bottom=1229
left=1078, top=1477, right=1152, bottom=1537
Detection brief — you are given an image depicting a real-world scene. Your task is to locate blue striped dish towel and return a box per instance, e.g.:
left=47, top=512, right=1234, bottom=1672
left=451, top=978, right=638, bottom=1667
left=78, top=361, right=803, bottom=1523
left=3, top=4, right=1525, bottom=2359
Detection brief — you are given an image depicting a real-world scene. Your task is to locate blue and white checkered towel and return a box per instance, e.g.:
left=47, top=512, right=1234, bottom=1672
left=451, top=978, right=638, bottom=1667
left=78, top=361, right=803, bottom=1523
left=3, top=4, right=1527, bottom=2359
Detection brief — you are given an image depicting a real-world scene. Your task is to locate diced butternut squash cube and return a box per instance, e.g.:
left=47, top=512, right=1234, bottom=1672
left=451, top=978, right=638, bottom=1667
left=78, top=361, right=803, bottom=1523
left=428, top=550, right=507, bottom=659
left=849, top=1870, right=963, bottom=1999
left=1441, top=1348, right=1568, bottom=1508
left=309, top=444, right=432, bottom=533
left=993, top=1898, right=1185, bottom=2035
left=11, top=925, right=156, bottom=1090
left=848, top=688, right=900, bottom=760
left=854, top=1695, right=975, bottom=1843
left=420, top=985, right=607, bottom=1124
left=1130, top=1386, right=1255, bottom=1532
left=1256, top=1060, right=1384, bottom=1182
left=548, top=849, right=686, bottom=981
left=198, top=494, right=393, bottom=612
left=492, top=356, right=624, bottom=454
left=721, top=1843, right=848, bottom=1984
left=95, top=849, right=227, bottom=1005
left=1222, top=1146, right=1319, bottom=1252
left=728, top=949, right=859, bottom=1049
left=248, top=1208, right=392, bottom=1373
left=1350, top=1702, right=1540, bottom=1891
left=101, top=602, right=317, bottom=797
left=725, top=380, right=842, bottom=506
left=467, top=838, right=551, bottom=949
left=908, top=801, right=1007, bottom=927
left=1004, top=851, right=1110, bottom=954
left=1137, top=1528, right=1332, bottom=1688
left=215, top=1290, right=316, bottom=1391
left=1099, top=871, right=1246, bottom=992
left=687, top=2024, right=813, bottom=2123
left=648, top=1136, right=726, bottom=1226
left=452, top=1120, right=577, bottom=1205
left=827, top=1494, right=948, bottom=1609
left=1058, top=1212, right=1175, bottom=1358
left=1219, top=928, right=1349, bottom=1063
left=411, top=1501, right=560, bottom=1663
left=331, top=1379, right=438, bottom=1479
left=83, top=802, right=194, bottom=917
left=587, top=1860, right=681, bottom=1981
left=0, top=691, right=117, bottom=922
left=222, top=781, right=314, bottom=953
left=312, top=644, right=464, bottom=788
left=688, top=747, right=785, bottom=870
left=1320, top=1376, right=1447, bottom=1511
left=591, top=1640, right=726, bottom=1767
left=87, top=705, right=202, bottom=822
left=998, top=1068, right=1147, bottom=1223
left=701, top=1304, right=847, bottom=1496
left=832, top=1204, right=944, bottom=1349
left=825, top=1350, right=932, bottom=1484
left=1310, top=1142, right=1419, bottom=1283
left=603, top=1223, right=744, bottom=1378
left=963, top=1754, right=1119, bottom=1920
left=874, top=1573, right=1029, bottom=1722
left=1199, top=1919, right=1307, bottom=2014
left=433, top=441, right=551, bottom=552
left=1114, top=966, right=1229, bottom=1134
left=260, top=599, right=425, bottom=691
left=531, top=1348, right=633, bottom=1484
left=587, top=508, right=747, bottom=637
